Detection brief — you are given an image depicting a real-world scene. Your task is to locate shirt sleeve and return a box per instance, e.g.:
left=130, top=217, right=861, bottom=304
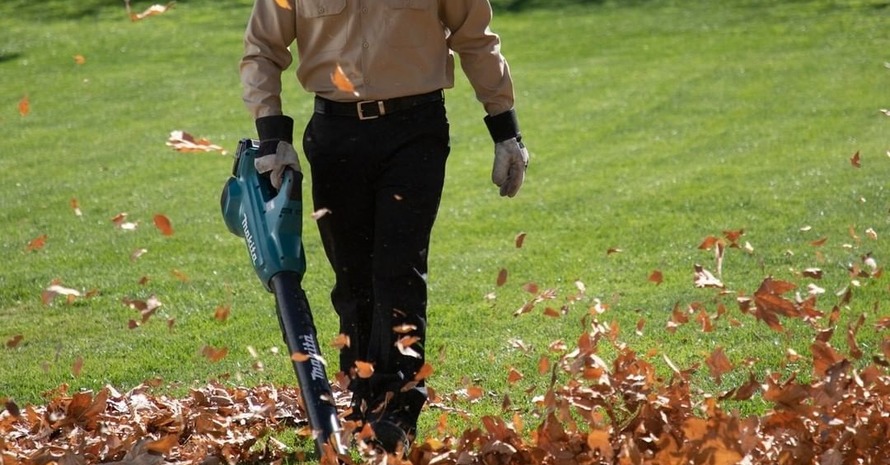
left=240, top=0, right=297, bottom=119
left=441, top=0, right=515, bottom=116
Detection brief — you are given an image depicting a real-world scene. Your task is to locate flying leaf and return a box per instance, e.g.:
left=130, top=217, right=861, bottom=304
left=171, top=269, right=189, bottom=282
left=355, top=360, right=375, bottom=378
left=698, top=235, right=721, bottom=250
left=414, top=362, right=433, bottom=381
left=705, top=347, right=733, bottom=384
left=395, top=336, right=422, bottom=358
left=331, top=64, right=358, bottom=96
left=606, top=247, right=622, bottom=255
left=392, top=323, right=417, bottom=334
left=515, top=232, right=527, bottom=248
left=18, top=95, right=29, bottom=116
left=811, top=341, right=843, bottom=377
left=71, top=356, right=84, bottom=377
left=166, top=130, right=226, bottom=154
left=274, top=0, right=293, bottom=10
left=291, top=351, right=310, bottom=362
left=311, top=208, right=332, bottom=220
left=850, top=150, right=861, bottom=168
left=43, top=282, right=82, bottom=306
left=127, top=1, right=176, bottom=21
left=693, top=264, right=724, bottom=289
left=26, top=234, right=47, bottom=252
left=802, top=268, right=822, bottom=279
left=153, top=214, right=174, bottom=236
left=331, top=333, right=350, bottom=349
left=496, top=268, right=508, bottom=287
left=201, top=345, right=228, bottom=362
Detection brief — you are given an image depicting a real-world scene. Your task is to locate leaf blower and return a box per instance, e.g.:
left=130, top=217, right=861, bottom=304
left=220, top=139, right=346, bottom=458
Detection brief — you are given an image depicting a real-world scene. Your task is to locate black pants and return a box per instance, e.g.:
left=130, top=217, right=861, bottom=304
left=302, top=99, right=450, bottom=419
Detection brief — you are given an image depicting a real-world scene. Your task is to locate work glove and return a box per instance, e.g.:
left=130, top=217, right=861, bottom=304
left=255, top=141, right=301, bottom=190
left=254, top=115, right=300, bottom=190
left=492, top=138, right=529, bottom=197
left=484, top=109, right=529, bottom=197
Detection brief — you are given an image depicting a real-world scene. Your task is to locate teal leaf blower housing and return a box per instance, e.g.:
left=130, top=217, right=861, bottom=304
left=221, top=139, right=306, bottom=290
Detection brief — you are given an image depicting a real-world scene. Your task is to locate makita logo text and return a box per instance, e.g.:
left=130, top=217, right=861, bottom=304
left=241, top=214, right=258, bottom=264
left=300, top=335, right=326, bottom=381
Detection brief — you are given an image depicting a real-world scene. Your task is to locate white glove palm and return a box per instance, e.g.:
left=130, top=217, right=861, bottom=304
left=254, top=141, right=301, bottom=189
left=492, top=138, right=529, bottom=197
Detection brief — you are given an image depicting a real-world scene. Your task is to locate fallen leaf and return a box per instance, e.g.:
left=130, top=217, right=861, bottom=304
left=6, top=335, right=24, bottom=348
left=648, top=269, right=663, bottom=285
left=214, top=305, right=230, bottom=322
left=73, top=54, right=86, bottom=65
left=850, top=150, right=861, bottom=168
left=131, top=248, right=148, bottom=261
left=507, top=367, right=524, bottom=384
left=18, top=95, right=29, bottom=116
left=515, top=232, right=527, bottom=248
left=70, top=198, right=83, bottom=217
left=26, top=234, right=47, bottom=252
left=496, top=268, right=508, bottom=287
left=153, top=214, right=174, bottom=236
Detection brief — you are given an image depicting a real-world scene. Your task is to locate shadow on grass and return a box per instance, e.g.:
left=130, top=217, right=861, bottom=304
left=0, top=52, right=22, bottom=64
left=2, top=0, right=247, bottom=21
left=491, top=0, right=652, bottom=12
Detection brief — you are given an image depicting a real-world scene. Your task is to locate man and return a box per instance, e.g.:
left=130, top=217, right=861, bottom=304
left=240, top=0, right=529, bottom=456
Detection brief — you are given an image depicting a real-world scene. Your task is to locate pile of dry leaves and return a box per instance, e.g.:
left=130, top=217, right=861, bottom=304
left=3, top=271, right=889, bottom=464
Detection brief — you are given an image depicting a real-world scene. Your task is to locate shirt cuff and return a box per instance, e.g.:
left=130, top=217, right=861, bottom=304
left=483, top=109, right=521, bottom=143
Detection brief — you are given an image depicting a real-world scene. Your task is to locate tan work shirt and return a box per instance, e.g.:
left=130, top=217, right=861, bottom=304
left=241, top=0, right=515, bottom=119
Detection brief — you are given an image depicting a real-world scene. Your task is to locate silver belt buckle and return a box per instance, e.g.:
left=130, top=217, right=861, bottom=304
left=357, top=100, right=385, bottom=120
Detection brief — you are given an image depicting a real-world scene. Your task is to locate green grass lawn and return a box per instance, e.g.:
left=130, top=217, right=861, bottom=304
left=2, top=0, right=889, bottom=459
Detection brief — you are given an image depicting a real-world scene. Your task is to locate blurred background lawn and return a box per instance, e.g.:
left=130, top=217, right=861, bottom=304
left=1, top=0, right=888, bottom=445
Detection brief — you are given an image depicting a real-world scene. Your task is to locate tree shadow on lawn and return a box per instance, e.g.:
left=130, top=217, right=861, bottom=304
left=3, top=0, right=247, bottom=22
left=491, top=0, right=653, bottom=12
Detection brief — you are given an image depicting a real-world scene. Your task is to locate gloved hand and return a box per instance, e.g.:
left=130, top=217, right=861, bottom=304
left=484, top=109, right=529, bottom=198
left=254, top=114, right=298, bottom=190
left=255, top=140, right=301, bottom=190
left=492, top=138, right=528, bottom=197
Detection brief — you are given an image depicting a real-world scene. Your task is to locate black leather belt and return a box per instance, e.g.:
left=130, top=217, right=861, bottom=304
left=314, top=90, right=444, bottom=120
